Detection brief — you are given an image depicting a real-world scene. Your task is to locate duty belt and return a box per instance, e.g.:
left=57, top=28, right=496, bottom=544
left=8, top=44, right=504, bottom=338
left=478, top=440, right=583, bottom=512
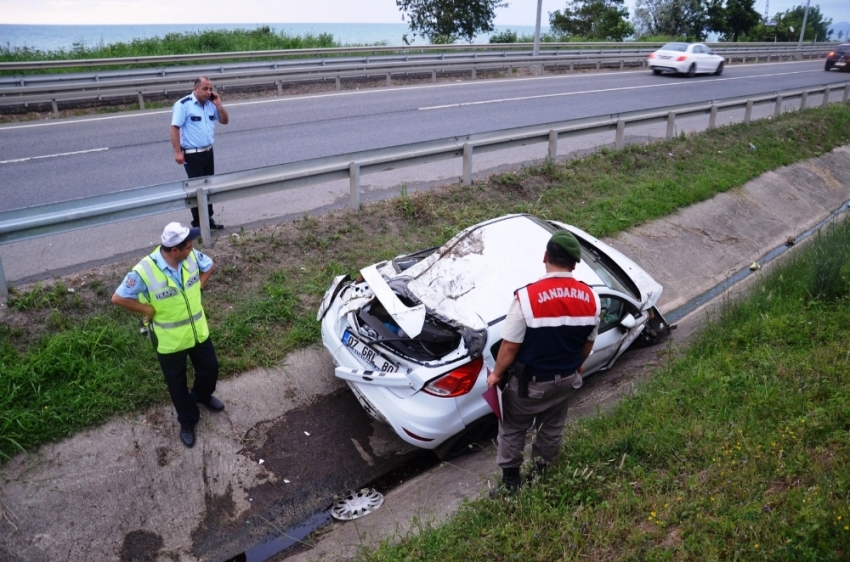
left=183, top=145, right=212, bottom=154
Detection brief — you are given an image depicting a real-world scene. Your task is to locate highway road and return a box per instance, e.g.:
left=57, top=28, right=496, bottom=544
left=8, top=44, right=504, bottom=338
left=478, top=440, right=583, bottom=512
left=0, top=59, right=847, bottom=284
left=1, top=59, right=845, bottom=212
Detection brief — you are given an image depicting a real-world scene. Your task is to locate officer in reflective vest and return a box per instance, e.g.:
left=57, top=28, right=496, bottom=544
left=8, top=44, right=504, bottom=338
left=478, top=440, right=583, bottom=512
left=112, top=222, right=224, bottom=448
left=487, top=230, right=601, bottom=493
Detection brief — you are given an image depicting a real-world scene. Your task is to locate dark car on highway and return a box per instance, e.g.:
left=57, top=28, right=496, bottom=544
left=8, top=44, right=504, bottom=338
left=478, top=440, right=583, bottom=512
left=825, top=44, right=850, bottom=71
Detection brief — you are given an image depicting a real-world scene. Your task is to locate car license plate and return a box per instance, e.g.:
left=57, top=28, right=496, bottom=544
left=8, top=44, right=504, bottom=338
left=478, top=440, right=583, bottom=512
left=343, top=331, right=397, bottom=373
left=837, top=62, right=846, bottom=67
left=659, top=55, right=671, bottom=60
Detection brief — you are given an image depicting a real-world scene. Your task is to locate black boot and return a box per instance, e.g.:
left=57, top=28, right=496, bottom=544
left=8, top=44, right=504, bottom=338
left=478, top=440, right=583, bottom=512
left=525, top=462, right=548, bottom=485
left=489, top=466, right=522, bottom=498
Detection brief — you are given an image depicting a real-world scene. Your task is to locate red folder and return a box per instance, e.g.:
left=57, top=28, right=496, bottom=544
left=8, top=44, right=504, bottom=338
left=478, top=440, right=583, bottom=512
left=482, top=385, right=502, bottom=423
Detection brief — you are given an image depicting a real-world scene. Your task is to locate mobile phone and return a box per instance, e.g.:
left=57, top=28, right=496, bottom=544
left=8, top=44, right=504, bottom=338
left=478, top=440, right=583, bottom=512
left=210, top=92, right=217, bottom=101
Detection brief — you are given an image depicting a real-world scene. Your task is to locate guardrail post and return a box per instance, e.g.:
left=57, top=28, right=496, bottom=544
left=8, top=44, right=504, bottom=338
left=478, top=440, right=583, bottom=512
left=137, top=92, right=145, bottom=110
left=666, top=112, right=676, bottom=139
left=596, top=61, right=600, bottom=72
left=709, top=103, right=717, bottom=129
left=742, top=55, right=746, bottom=64
left=744, top=100, right=753, bottom=124
left=0, top=256, right=7, bottom=298
left=462, top=143, right=473, bottom=185
left=569, top=62, right=574, bottom=73
left=844, top=84, right=849, bottom=103
left=548, top=130, right=558, bottom=160
left=615, top=119, right=625, bottom=150
left=51, top=99, right=59, bottom=118
left=349, top=162, right=361, bottom=209
left=774, top=95, right=783, bottom=117
left=822, top=87, right=830, bottom=108
left=619, top=60, right=624, bottom=71
left=800, top=91, right=808, bottom=110
left=432, top=70, right=437, bottom=83
left=335, top=77, right=341, bottom=91
left=197, top=188, right=212, bottom=246
left=386, top=73, right=391, bottom=87
left=472, top=68, right=477, bottom=80
left=276, top=80, right=283, bottom=96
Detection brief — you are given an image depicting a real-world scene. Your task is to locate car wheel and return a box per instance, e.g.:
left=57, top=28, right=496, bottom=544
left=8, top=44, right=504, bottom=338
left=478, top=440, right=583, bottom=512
left=825, top=61, right=833, bottom=71
left=687, top=64, right=696, bottom=78
left=652, top=68, right=663, bottom=75
left=714, top=61, right=724, bottom=76
left=433, top=414, right=497, bottom=461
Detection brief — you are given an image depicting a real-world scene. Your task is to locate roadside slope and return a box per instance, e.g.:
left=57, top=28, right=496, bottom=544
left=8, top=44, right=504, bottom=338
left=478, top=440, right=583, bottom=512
left=1, top=142, right=848, bottom=561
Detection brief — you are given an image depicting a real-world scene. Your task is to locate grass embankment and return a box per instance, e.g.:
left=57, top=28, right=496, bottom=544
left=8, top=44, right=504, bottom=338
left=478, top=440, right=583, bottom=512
left=1, top=104, right=849, bottom=467
left=0, top=26, right=379, bottom=74
left=365, top=216, right=850, bottom=561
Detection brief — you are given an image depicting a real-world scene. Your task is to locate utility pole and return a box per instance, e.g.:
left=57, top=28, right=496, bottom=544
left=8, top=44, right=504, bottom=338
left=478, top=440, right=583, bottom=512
left=798, top=0, right=811, bottom=46
left=533, top=0, right=543, bottom=57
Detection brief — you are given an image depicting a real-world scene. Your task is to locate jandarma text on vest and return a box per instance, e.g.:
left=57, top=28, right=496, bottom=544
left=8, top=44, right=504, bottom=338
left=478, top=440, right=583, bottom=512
left=536, top=287, right=591, bottom=304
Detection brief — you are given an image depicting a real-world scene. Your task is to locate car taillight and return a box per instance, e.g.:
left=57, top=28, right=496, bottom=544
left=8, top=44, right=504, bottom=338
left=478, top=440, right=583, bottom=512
left=422, top=357, right=483, bottom=397
left=676, top=55, right=687, bottom=61
left=828, top=51, right=835, bottom=56
left=648, top=53, right=655, bottom=59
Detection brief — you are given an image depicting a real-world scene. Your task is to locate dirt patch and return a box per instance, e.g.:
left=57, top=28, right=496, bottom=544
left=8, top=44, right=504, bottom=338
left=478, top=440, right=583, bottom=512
left=119, top=529, right=164, bottom=562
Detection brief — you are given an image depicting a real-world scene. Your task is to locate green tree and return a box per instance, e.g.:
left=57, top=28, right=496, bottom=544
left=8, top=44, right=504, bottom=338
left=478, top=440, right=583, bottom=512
left=549, top=0, right=635, bottom=41
left=747, top=4, right=833, bottom=41
left=633, top=0, right=709, bottom=40
left=396, top=0, right=508, bottom=43
left=706, top=0, right=761, bottom=41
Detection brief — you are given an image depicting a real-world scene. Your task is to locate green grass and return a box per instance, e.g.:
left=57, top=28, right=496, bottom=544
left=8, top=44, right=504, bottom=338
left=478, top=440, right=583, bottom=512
left=361, top=212, right=850, bottom=562
left=1, top=103, right=849, bottom=463
left=0, top=26, right=386, bottom=75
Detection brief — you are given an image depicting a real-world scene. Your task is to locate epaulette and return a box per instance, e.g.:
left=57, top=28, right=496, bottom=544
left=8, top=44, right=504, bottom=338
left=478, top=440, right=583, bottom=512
left=179, top=96, right=191, bottom=104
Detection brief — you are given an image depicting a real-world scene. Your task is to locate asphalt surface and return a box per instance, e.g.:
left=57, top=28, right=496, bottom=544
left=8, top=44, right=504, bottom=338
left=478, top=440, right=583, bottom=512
left=2, top=60, right=849, bottom=286
left=0, top=60, right=846, bottom=211
left=0, top=139, right=848, bottom=561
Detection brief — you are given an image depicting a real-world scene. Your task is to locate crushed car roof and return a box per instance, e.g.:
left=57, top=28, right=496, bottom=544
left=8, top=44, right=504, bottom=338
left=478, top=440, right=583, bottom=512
left=381, top=214, right=607, bottom=326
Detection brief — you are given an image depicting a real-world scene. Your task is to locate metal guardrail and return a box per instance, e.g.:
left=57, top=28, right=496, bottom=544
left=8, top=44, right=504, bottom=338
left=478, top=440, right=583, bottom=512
left=0, top=41, right=837, bottom=72
left=0, top=81, right=848, bottom=296
left=0, top=46, right=832, bottom=116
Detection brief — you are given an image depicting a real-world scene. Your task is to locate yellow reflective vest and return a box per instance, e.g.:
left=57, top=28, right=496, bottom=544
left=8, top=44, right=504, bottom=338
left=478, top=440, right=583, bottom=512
left=133, top=248, right=209, bottom=354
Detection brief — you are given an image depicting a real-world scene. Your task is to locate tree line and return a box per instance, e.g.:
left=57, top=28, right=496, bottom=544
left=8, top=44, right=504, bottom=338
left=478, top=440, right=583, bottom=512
left=395, top=0, right=836, bottom=44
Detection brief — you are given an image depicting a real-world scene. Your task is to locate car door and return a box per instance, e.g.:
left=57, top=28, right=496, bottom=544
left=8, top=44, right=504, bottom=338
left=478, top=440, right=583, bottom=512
left=581, top=291, right=643, bottom=375
left=692, top=44, right=707, bottom=72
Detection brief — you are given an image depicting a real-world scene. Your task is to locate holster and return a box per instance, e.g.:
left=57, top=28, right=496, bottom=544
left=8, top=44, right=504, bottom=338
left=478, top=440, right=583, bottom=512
left=511, top=361, right=529, bottom=398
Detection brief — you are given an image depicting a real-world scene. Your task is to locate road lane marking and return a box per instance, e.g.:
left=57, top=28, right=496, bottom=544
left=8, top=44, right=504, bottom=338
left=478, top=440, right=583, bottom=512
left=418, top=69, right=820, bottom=110
left=0, top=147, right=108, bottom=164
left=0, top=63, right=823, bottom=130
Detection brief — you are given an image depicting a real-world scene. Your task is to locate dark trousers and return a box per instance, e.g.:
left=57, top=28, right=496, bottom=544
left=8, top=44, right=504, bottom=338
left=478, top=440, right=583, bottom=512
left=183, top=148, right=215, bottom=226
left=157, top=337, right=219, bottom=429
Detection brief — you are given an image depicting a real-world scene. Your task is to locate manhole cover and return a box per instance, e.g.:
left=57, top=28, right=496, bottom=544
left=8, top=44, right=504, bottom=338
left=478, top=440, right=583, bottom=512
left=331, top=488, right=384, bottom=520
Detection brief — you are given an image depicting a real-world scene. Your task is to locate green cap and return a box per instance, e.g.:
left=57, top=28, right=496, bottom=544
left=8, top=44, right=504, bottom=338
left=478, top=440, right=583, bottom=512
left=550, top=231, right=582, bottom=262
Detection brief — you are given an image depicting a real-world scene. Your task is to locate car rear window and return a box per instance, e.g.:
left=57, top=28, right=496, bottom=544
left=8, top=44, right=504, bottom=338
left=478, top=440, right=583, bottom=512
left=838, top=46, right=849, bottom=54
left=661, top=42, right=688, bottom=52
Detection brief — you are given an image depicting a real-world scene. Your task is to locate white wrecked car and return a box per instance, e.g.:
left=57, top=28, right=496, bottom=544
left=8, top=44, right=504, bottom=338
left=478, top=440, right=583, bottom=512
left=318, top=214, right=672, bottom=458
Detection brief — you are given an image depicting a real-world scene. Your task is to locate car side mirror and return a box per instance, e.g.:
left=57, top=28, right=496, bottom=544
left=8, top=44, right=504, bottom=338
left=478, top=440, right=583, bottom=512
left=620, top=313, right=636, bottom=329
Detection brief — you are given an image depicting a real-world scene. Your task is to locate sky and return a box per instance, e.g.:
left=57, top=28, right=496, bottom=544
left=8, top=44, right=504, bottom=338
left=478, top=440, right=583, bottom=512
left=0, top=0, right=846, bottom=26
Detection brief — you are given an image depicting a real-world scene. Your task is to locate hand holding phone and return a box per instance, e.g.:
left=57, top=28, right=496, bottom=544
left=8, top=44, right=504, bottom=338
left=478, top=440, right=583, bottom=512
left=210, top=92, right=218, bottom=102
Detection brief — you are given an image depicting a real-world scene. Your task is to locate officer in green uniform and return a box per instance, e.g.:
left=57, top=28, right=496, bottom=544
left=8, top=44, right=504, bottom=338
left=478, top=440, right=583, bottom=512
left=112, top=222, right=224, bottom=448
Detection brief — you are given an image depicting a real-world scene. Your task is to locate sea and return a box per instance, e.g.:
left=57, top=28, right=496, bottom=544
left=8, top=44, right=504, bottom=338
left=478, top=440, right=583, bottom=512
left=0, top=23, right=551, bottom=53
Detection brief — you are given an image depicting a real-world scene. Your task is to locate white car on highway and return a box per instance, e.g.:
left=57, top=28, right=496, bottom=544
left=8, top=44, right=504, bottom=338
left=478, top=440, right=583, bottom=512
left=318, top=214, right=673, bottom=458
left=648, top=42, right=725, bottom=77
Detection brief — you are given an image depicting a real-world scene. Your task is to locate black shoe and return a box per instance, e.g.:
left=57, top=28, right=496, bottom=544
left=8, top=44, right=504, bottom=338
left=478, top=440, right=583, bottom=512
left=489, top=467, right=521, bottom=498
left=199, top=395, right=225, bottom=411
left=524, top=462, right=548, bottom=485
left=191, top=220, right=200, bottom=228
left=209, top=220, right=225, bottom=230
left=180, top=427, right=195, bottom=448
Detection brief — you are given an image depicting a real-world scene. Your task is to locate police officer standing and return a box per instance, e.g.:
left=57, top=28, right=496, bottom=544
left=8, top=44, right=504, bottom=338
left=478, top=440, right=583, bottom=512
left=170, top=76, right=229, bottom=230
left=112, top=222, right=225, bottom=448
left=486, top=231, right=601, bottom=492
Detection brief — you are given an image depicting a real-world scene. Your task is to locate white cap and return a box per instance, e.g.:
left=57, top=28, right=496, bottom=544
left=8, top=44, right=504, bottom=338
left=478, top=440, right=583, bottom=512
left=161, top=222, right=200, bottom=247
